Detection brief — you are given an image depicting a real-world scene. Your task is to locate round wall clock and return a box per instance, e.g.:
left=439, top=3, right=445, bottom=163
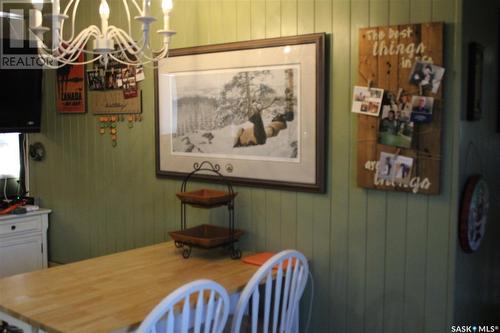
left=459, top=175, right=490, bottom=253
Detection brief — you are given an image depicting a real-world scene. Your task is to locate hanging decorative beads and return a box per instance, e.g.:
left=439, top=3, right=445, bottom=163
left=98, top=113, right=143, bottom=147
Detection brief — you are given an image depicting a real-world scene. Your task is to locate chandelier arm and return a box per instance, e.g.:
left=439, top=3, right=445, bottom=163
left=111, top=27, right=170, bottom=63
left=108, top=53, right=156, bottom=67
left=60, top=27, right=99, bottom=56
left=57, top=54, right=103, bottom=66
left=59, top=0, right=76, bottom=41
left=58, top=25, right=100, bottom=55
left=33, top=47, right=73, bottom=68
left=109, top=28, right=146, bottom=56
left=30, top=35, right=52, bottom=54
left=57, top=29, right=97, bottom=62
left=113, top=28, right=147, bottom=53
left=69, top=0, right=82, bottom=41
left=130, top=0, right=143, bottom=14
left=106, top=41, right=142, bottom=65
left=42, top=54, right=104, bottom=69
left=131, top=44, right=168, bottom=62
left=109, top=45, right=169, bottom=67
left=143, top=42, right=171, bottom=61
left=121, top=0, right=132, bottom=36
left=112, top=40, right=144, bottom=64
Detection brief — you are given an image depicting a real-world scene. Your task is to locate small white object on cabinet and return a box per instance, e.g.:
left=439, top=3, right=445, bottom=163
left=0, top=209, right=50, bottom=278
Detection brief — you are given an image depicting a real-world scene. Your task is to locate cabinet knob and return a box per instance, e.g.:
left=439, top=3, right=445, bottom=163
left=11, top=225, right=16, bottom=230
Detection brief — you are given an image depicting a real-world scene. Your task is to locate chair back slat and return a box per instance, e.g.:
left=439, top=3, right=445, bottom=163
left=205, top=290, right=216, bottom=332
left=280, top=259, right=294, bottom=331
left=136, top=279, right=230, bottom=333
left=167, top=311, right=174, bottom=333
left=230, top=250, right=309, bottom=333
left=181, top=295, right=190, bottom=333
left=214, top=296, right=225, bottom=332
left=194, top=291, right=204, bottom=333
left=251, top=288, right=260, bottom=333
left=262, top=272, right=273, bottom=332
left=285, top=264, right=303, bottom=332
left=272, top=263, right=284, bottom=333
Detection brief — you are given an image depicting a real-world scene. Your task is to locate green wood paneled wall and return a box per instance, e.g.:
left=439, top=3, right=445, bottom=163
left=30, top=0, right=462, bottom=331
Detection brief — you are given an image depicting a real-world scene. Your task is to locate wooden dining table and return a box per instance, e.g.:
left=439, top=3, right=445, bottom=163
left=0, top=241, right=259, bottom=333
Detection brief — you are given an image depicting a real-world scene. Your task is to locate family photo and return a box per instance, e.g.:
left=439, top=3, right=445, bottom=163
left=170, top=65, right=300, bottom=161
left=378, top=103, right=414, bottom=149
left=377, top=152, right=414, bottom=184
left=351, top=86, right=384, bottom=116
left=409, top=60, right=445, bottom=94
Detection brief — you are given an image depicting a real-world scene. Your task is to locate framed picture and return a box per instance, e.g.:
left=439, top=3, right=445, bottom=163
left=467, top=42, right=484, bottom=121
left=155, top=33, right=326, bottom=192
left=56, top=52, right=86, bottom=114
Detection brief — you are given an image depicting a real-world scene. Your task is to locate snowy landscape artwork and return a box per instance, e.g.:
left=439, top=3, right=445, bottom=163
left=169, top=65, right=300, bottom=162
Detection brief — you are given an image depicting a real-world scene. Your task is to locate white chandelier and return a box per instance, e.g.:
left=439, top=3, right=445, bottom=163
left=29, top=0, right=175, bottom=68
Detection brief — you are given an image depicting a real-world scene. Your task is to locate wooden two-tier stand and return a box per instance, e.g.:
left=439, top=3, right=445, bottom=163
left=169, top=161, right=243, bottom=259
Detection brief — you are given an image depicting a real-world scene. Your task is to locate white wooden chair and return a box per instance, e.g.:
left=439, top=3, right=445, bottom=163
left=136, top=279, right=230, bottom=333
left=230, top=250, right=309, bottom=333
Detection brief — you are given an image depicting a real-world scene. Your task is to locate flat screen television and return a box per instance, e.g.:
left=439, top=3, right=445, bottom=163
left=0, top=39, right=43, bottom=133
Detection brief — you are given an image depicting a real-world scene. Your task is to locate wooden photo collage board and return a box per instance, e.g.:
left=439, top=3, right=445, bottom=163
left=356, top=22, right=444, bottom=195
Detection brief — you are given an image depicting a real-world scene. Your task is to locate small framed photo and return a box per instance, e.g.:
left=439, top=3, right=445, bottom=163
left=87, top=70, right=104, bottom=91
left=136, top=65, right=145, bottom=82
left=378, top=105, right=414, bottom=148
left=352, top=86, right=384, bottom=116
left=467, top=42, right=484, bottom=121
left=376, top=152, right=414, bottom=185
left=410, top=95, right=434, bottom=123
left=393, top=155, right=414, bottom=185
left=105, top=71, right=117, bottom=90
left=377, top=152, right=395, bottom=181
left=409, top=61, right=445, bottom=94
left=122, top=66, right=138, bottom=99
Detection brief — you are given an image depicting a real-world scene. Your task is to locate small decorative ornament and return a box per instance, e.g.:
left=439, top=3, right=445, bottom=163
left=97, top=116, right=119, bottom=147
left=459, top=175, right=490, bottom=252
left=29, top=142, right=46, bottom=161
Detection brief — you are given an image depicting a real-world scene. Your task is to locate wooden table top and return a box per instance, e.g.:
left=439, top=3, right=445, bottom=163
left=0, top=242, right=258, bottom=333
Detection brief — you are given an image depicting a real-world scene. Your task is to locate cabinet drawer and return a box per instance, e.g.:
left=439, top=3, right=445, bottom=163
left=0, top=216, right=42, bottom=236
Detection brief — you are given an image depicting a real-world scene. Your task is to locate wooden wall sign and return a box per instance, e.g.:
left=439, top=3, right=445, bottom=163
left=56, top=54, right=86, bottom=114
left=357, top=22, right=444, bottom=195
left=89, top=90, right=142, bottom=115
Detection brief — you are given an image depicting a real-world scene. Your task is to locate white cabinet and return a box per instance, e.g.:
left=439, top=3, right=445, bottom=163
left=0, top=209, right=50, bottom=278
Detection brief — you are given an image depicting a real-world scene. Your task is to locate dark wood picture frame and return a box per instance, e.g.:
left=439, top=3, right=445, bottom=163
left=467, top=42, right=484, bottom=121
left=155, top=33, right=326, bottom=193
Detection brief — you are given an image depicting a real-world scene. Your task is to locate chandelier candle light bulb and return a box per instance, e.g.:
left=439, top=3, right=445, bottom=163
left=99, top=0, right=110, bottom=34
left=52, top=0, right=60, bottom=14
left=143, top=0, right=151, bottom=17
left=30, top=0, right=43, bottom=26
left=162, top=0, right=173, bottom=31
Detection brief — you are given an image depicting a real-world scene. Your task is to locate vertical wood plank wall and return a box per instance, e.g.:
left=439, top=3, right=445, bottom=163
left=30, top=0, right=461, bottom=331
